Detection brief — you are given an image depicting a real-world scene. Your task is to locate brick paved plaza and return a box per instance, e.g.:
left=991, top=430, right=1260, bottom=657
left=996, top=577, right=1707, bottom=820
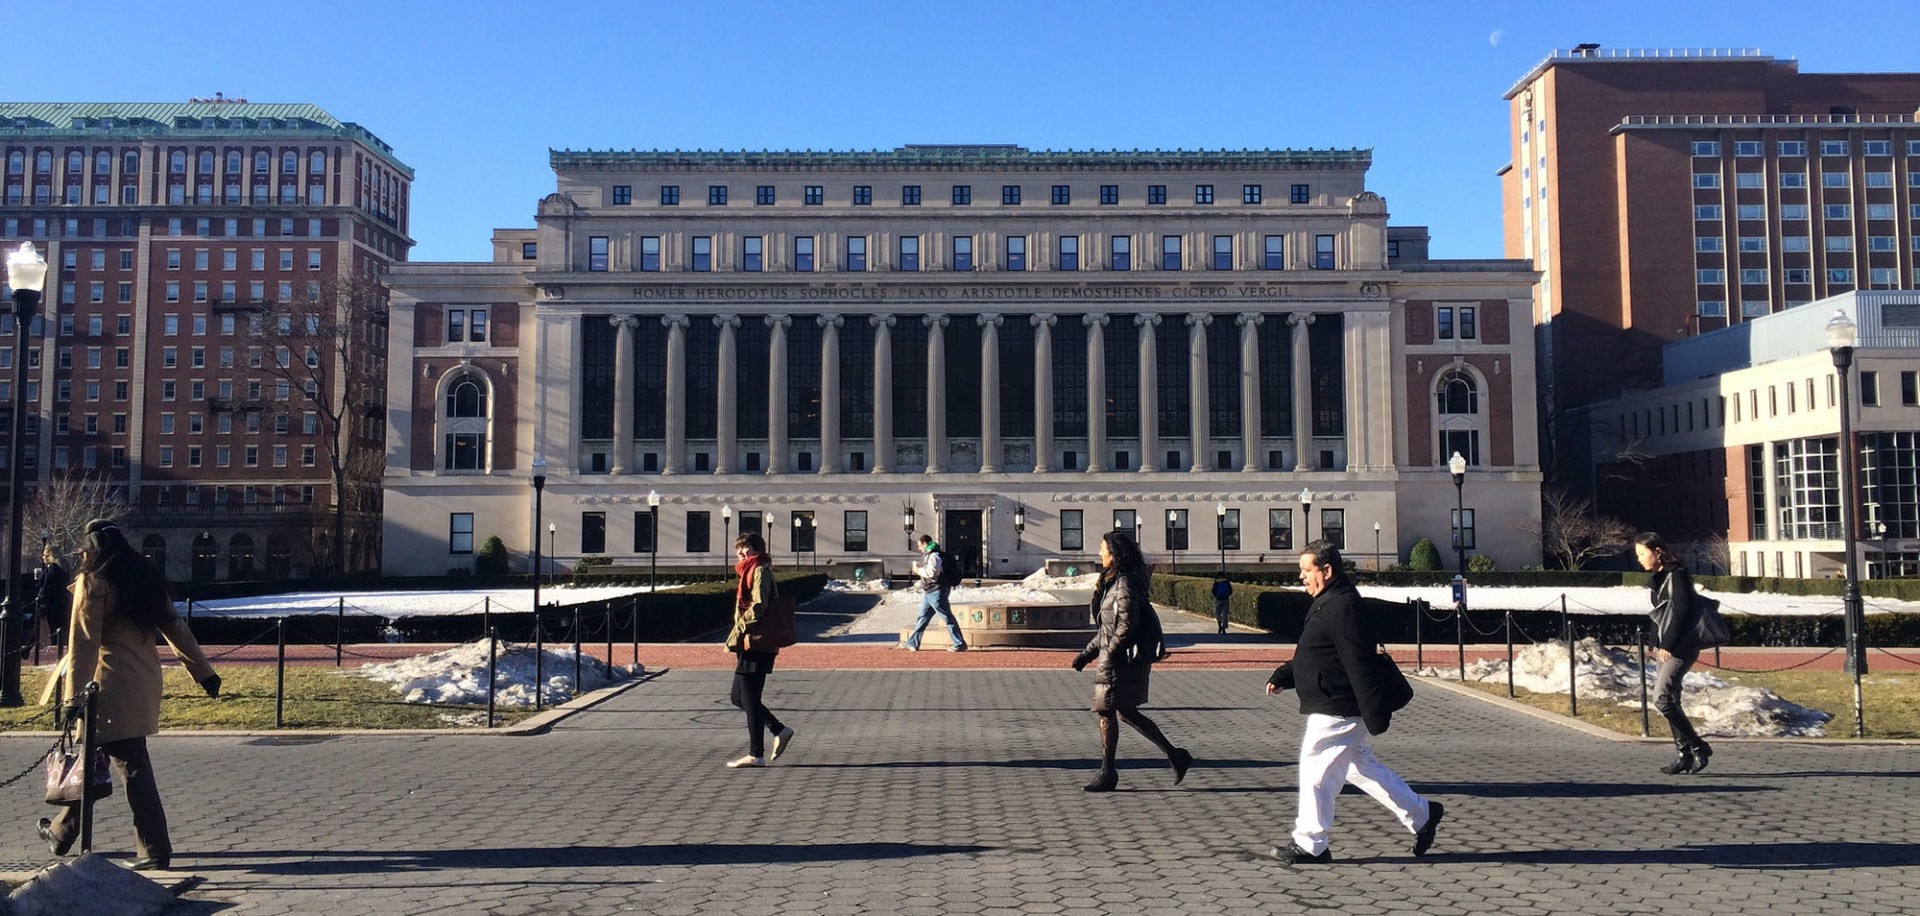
left=4, top=654, right=1916, bottom=914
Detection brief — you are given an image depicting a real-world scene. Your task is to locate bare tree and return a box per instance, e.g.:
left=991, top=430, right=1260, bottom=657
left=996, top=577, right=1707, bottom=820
left=1532, top=488, right=1634, bottom=570
left=24, top=470, right=130, bottom=559
left=239, top=273, right=388, bottom=577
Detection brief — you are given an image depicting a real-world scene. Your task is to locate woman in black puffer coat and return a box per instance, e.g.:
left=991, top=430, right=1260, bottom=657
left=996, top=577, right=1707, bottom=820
left=1637, top=531, right=1713, bottom=775
left=1072, top=529, right=1192, bottom=792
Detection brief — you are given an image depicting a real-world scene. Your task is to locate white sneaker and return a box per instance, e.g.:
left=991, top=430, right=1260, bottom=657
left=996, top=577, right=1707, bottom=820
left=771, top=727, right=796, bottom=760
left=726, top=755, right=765, bottom=768
left=948, top=644, right=968, bottom=652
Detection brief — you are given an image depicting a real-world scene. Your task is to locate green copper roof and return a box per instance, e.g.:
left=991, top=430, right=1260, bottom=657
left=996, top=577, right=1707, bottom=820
left=0, top=101, right=411, bottom=176
left=551, top=145, right=1371, bottom=171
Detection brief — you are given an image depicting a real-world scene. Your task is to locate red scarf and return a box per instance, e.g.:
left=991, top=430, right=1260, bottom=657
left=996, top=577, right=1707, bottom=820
left=735, top=553, right=768, bottom=609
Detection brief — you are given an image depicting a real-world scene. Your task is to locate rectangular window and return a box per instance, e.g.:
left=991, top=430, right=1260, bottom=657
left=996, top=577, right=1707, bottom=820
left=588, top=236, right=608, bottom=271
left=901, top=185, right=921, bottom=205
left=691, top=236, right=712, bottom=271
left=1736, top=172, right=1763, bottom=189
left=1057, top=236, right=1078, bottom=271
left=1699, top=269, right=1725, bottom=284
left=847, top=236, right=867, bottom=271
left=1903, top=371, right=1918, bottom=406
left=951, top=184, right=970, bottom=205
left=1735, top=140, right=1763, bottom=156
left=1459, top=307, right=1477, bottom=340
left=1147, top=185, right=1166, bottom=205
left=801, top=185, right=822, bottom=206
left=1242, top=184, right=1262, bottom=204
left=844, top=511, right=868, bottom=552
left=1738, top=237, right=1766, bottom=252
left=1161, top=235, right=1181, bottom=270
left=1051, top=184, right=1070, bottom=205
left=742, top=236, right=763, bottom=272
left=1165, top=509, right=1189, bottom=550
left=1823, top=172, right=1850, bottom=188
left=611, top=185, right=631, bottom=205
left=1314, top=234, right=1334, bottom=270
left=755, top=185, right=775, bottom=205
left=1695, top=204, right=1722, bottom=220
left=707, top=185, right=727, bottom=205
left=581, top=512, right=606, bottom=554
left=633, top=511, right=656, bottom=554
left=639, top=236, right=660, bottom=271
left=1060, top=509, right=1083, bottom=551
left=951, top=236, right=973, bottom=271
left=1109, top=236, right=1130, bottom=271
left=1693, top=173, right=1720, bottom=189
left=1781, top=172, right=1806, bottom=188
left=1263, top=235, right=1284, bottom=270
left=1862, top=371, right=1880, bottom=406
left=853, top=185, right=872, bottom=206
left=449, top=513, right=474, bottom=554
left=1194, top=184, right=1214, bottom=204
left=686, top=511, right=711, bottom=553
left=1211, top=235, right=1233, bottom=270
left=1001, top=185, right=1021, bottom=205
left=1779, top=140, right=1806, bottom=157
left=1696, top=237, right=1722, bottom=252
left=898, top=236, right=919, bottom=271
left=1692, top=140, right=1720, bottom=156
left=1268, top=509, right=1293, bottom=550
left=793, top=236, right=814, bottom=272
left=1436, top=307, right=1454, bottom=340
left=447, top=309, right=466, bottom=343
left=1099, top=185, right=1118, bottom=205
left=1821, top=139, right=1848, bottom=156
left=660, top=185, right=680, bottom=205
left=1006, top=236, right=1026, bottom=271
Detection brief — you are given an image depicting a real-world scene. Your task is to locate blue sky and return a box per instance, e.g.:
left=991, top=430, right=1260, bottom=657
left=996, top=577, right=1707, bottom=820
left=13, top=1, right=1917, bottom=262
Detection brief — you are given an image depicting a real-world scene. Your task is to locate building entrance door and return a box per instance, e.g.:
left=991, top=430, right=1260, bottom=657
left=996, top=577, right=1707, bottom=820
left=945, top=510, right=983, bottom=578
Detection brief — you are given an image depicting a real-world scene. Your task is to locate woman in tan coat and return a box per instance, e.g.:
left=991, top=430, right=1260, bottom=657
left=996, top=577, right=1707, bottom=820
left=39, top=519, right=219, bottom=871
left=722, top=532, right=793, bottom=768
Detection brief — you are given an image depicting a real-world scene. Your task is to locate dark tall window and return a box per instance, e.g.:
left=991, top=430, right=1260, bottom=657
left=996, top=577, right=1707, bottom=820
left=1259, top=319, right=1294, bottom=436
left=691, top=236, right=711, bottom=271
left=687, top=511, right=711, bottom=553
left=1207, top=319, right=1241, bottom=437
left=634, top=320, right=668, bottom=438
left=847, top=236, right=867, bottom=271
left=581, top=512, right=606, bottom=554
left=742, top=236, right=763, bottom=271
left=1156, top=322, right=1190, bottom=440
left=1264, top=234, right=1284, bottom=270
left=1106, top=318, right=1138, bottom=437
left=634, top=511, right=656, bottom=553
left=1000, top=318, right=1035, bottom=438
left=794, top=236, right=814, bottom=272
left=1110, top=236, right=1131, bottom=271
left=893, top=320, right=927, bottom=438
left=844, top=511, right=869, bottom=552
left=952, top=236, right=974, bottom=271
left=580, top=317, right=616, bottom=439
left=686, top=320, right=719, bottom=438
left=788, top=318, right=822, bottom=439
left=640, top=236, right=660, bottom=271
left=1310, top=315, right=1346, bottom=437
left=945, top=318, right=981, bottom=438
left=898, top=236, right=919, bottom=271
left=1058, top=236, right=1079, bottom=271
left=588, top=236, right=608, bottom=272
left=1053, top=317, right=1088, bottom=438
left=840, top=319, right=875, bottom=438
left=1212, top=235, right=1233, bottom=270
left=736, top=321, right=771, bottom=438
left=1161, top=235, right=1182, bottom=270
left=1314, top=234, right=1335, bottom=269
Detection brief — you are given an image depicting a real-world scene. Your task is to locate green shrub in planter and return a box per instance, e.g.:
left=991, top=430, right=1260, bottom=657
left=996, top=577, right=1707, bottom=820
left=1408, top=538, right=1442, bottom=571
left=1467, top=554, right=1496, bottom=573
left=474, top=536, right=510, bottom=576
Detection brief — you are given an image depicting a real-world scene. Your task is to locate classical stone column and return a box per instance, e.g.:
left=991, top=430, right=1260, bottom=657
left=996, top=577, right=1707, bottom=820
left=1136, top=313, right=1160, bottom=472
left=872, top=314, right=894, bottom=473
left=818, top=314, right=842, bottom=474
left=1238, top=312, right=1264, bottom=472
left=979, top=313, right=1003, bottom=473
left=1345, top=310, right=1392, bottom=472
left=924, top=314, right=949, bottom=473
left=1187, top=313, right=1212, bottom=472
left=765, top=314, right=791, bottom=474
left=1289, top=312, right=1316, bottom=472
left=1032, top=313, right=1056, bottom=472
left=715, top=314, right=740, bottom=474
left=662, top=314, right=688, bottom=474
left=609, top=314, right=638, bottom=474
left=1084, top=313, right=1108, bottom=473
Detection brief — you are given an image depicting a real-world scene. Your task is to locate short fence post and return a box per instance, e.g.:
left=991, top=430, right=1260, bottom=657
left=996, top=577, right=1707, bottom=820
left=335, top=597, right=345, bottom=667
left=275, top=617, right=287, bottom=729
left=1414, top=599, right=1424, bottom=671
left=482, top=597, right=491, bottom=649
left=533, top=604, right=545, bottom=713
left=78, top=681, right=101, bottom=853
left=1505, top=610, right=1515, bottom=698
left=572, top=605, right=583, bottom=697
left=486, top=626, right=498, bottom=729
left=604, top=600, right=614, bottom=679
left=630, top=596, right=640, bottom=668
left=1565, top=609, right=1578, bottom=718
left=1455, top=603, right=1466, bottom=682
left=1637, top=624, right=1651, bottom=737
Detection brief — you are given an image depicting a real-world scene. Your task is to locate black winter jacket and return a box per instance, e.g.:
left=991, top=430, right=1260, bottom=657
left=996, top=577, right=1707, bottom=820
left=1267, top=580, right=1394, bottom=735
left=1649, top=566, right=1700, bottom=654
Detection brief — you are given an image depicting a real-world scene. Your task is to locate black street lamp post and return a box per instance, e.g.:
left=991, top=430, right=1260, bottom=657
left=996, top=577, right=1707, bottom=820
left=530, top=456, right=547, bottom=619
left=1013, top=503, right=1026, bottom=552
left=1374, top=521, right=1383, bottom=571
left=1827, top=308, right=1868, bottom=736
left=547, top=523, right=556, bottom=587
left=647, top=489, right=662, bottom=593
left=1216, top=501, right=1228, bottom=575
left=1167, top=509, right=1181, bottom=574
left=1449, top=451, right=1468, bottom=579
left=903, top=503, right=916, bottom=553
left=721, top=504, right=733, bottom=570
left=2, top=242, right=48, bottom=707
left=1299, top=487, right=1314, bottom=545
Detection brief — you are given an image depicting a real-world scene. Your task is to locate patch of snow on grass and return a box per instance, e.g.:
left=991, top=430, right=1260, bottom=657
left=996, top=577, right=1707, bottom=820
left=349, top=639, right=643, bottom=709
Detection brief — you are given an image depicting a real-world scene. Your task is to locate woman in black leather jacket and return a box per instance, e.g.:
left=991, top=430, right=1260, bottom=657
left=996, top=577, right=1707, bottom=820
left=1071, top=529, right=1192, bottom=792
left=1637, top=531, right=1713, bottom=775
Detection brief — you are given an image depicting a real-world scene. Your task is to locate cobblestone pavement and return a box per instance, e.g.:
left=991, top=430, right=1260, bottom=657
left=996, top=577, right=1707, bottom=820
left=3, top=657, right=1916, bottom=914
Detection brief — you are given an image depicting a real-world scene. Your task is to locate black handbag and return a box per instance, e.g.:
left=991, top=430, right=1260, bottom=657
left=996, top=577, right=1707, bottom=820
left=1689, top=596, right=1732, bottom=650
left=1367, top=647, right=1415, bottom=716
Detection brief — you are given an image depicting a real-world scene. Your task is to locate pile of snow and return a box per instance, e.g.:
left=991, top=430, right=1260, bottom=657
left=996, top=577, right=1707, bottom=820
left=1429, top=638, right=1831, bottom=737
left=182, top=584, right=673, bottom=619
left=825, top=577, right=896, bottom=592
left=349, top=639, right=642, bottom=716
left=1022, top=569, right=1101, bottom=591
left=1364, top=584, right=1914, bottom=618
left=832, top=577, right=1092, bottom=636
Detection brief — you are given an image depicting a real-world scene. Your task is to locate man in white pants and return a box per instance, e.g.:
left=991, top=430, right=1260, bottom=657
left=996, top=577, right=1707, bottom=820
left=1265, top=540, right=1443, bottom=864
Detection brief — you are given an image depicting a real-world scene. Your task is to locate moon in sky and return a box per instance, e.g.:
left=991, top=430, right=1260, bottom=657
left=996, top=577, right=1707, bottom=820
left=1489, top=30, right=1503, bottom=46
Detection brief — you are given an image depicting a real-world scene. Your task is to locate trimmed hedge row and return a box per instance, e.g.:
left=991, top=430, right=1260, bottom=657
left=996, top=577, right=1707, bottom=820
left=178, top=572, right=829, bottom=646
left=1151, top=574, right=1920, bottom=647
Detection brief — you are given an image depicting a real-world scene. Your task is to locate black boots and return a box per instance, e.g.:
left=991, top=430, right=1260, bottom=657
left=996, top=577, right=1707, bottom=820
left=1688, top=741, right=1713, bottom=774
left=1659, top=739, right=1696, bottom=775
left=1083, top=769, right=1118, bottom=792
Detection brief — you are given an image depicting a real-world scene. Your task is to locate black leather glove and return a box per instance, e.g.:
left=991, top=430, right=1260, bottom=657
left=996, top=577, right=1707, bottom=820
left=199, top=673, right=222, bottom=698
left=1071, top=651, right=1094, bottom=672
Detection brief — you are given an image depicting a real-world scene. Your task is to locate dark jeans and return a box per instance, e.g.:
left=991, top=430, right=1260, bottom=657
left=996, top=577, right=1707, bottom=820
left=1653, top=650, right=1706, bottom=749
left=48, top=735, right=171, bottom=860
left=730, top=654, right=786, bottom=757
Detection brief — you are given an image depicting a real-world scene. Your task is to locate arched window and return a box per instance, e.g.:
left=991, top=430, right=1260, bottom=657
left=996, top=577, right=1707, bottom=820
left=254, top=150, right=270, bottom=174
left=225, top=150, right=241, bottom=174
left=197, top=151, right=214, bottom=174
left=228, top=534, right=257, bottom=579
left=168, top=150, right=185, bottom=174
left=66, top=151, right=82, bottom=174
left=282, top=150, right=298, bottom=174
left=6, top=151, right=22, bottom=174
left=309, top=151, right=326, bottom=175
left=440, top=372, right=492, bottom=472
left=190, top=533, right=218, bottom=581
left=1436, top=368, right=1479, bottom=415
left=141, top=535, right=169, bottom=580
left=95, top=151, right=112, bottom=174
left=123, top=150, right=140, bottom=174
left=36, top=151, right=53, bottom=174
left=447, top=378, right=487, bottom=417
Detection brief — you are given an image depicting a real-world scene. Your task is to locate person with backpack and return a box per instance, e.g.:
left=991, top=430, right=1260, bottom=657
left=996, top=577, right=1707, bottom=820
left=1071, top=529, right=1191, bottom=792
left=722, top=532, right=795, bottom=768
left=900, top=534, right=967, bottom=652
left=1211, top=576, right=1233, bottom=634
left=1266, top=539, right=1441, bottom=865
